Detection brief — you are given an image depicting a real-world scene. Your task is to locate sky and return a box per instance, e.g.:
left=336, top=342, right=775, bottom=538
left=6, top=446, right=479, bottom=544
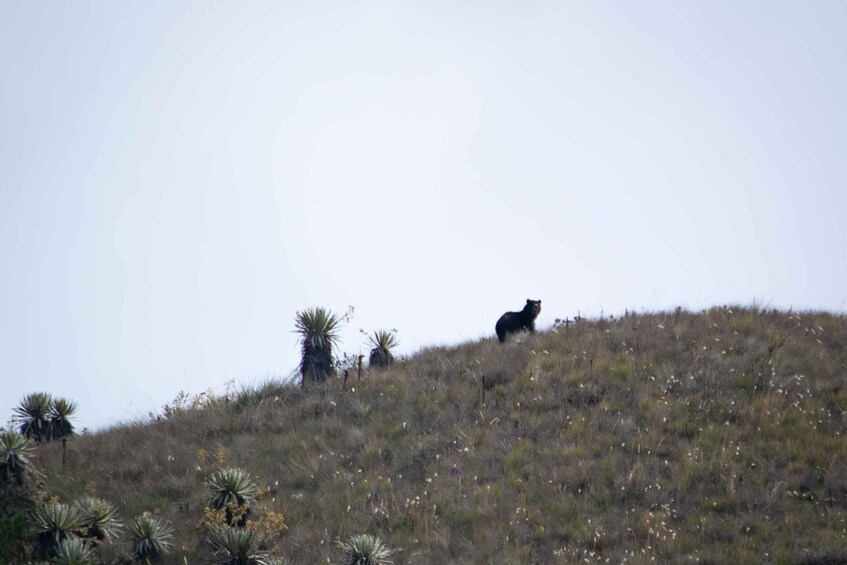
left=2, top=1, right=845, bottom=432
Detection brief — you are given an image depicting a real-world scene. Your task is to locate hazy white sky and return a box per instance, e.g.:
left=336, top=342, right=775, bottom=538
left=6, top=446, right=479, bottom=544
left=2, top=1, right=845, bottom=431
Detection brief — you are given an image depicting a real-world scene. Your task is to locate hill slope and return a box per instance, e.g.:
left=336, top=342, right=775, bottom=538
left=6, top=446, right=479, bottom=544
left=29, top=307, right=847, bottom=563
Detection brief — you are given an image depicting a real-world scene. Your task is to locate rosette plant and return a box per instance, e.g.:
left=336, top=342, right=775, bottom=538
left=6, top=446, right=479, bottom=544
left=339, top=534, right=395, bottom=565
left=49, top=397, right=78, bottom=440
left=14, top=392, right=53, bottom=442
left=126, top=513, right=173, bottom=561
left=207, top=467, right=259, bottom=527
left=295, top=307, right=343, bottom=385
left=209, top=527, right=270, bottom=565
left=52, top=536, right=97, bottom=565
left=13, top=393, right=77, bottom=442
left=366, top=329, right=398, bottom=369
left=76, top=496, right=123, bottom=542
left=0, top=429, right=35, bottom=484
left=31, top=502, right=84, bottom=559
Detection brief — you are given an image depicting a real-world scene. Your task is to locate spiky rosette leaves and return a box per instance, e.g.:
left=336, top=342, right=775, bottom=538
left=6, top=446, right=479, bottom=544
left=49, top=398, right=77, bottom=440
left=52, top=536, right=97, bottom=565
left=339, top=534, right=395, bottom=565
left=76, top=497, right=123, bottom=542
left=12, top=394, right=77, bottom=443
left=366, top=330, right=398, bottom=369
left=126, top=513, right=173, bottom=561
left=31, top=503, right=85, bottom=558
left=0, top=431, right=39, bottom=562
left=208, top=527, right=270, bottom=565
left=295, top=307, right=344, bottom=384
left=295, top=307, right=343, bottom=349
left=207, top=468, right=258, bottom=527
left=14, top=392, right=53, bottom=442
left=0, top=429, right=35, bottom=483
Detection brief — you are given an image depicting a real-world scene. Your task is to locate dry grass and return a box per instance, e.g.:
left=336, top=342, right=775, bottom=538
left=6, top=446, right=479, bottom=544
left=30, top=307, right=847, bottom=563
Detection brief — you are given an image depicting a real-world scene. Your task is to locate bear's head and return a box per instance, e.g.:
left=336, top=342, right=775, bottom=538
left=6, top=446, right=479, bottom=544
left=525, top=299, right=541, bottom=317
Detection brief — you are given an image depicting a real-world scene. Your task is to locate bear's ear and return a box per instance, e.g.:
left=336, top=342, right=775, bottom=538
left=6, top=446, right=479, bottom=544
left=526, top=299, right=532, bottom=304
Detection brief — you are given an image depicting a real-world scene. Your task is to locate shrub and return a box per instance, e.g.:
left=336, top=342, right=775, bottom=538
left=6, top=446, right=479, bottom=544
left=0, top=498, right=30, bottom=564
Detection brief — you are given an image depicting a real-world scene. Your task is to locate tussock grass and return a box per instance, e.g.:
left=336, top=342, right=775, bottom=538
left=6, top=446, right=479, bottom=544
left=31, top=307, right=847, bottom=563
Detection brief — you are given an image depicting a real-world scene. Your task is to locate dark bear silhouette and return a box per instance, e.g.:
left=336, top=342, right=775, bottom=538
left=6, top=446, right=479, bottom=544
left=495, top=299, right=541, bottom=342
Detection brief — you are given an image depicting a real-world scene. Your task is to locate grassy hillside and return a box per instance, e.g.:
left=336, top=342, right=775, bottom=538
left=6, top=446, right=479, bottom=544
left=23, top=307, right=847, bottom=563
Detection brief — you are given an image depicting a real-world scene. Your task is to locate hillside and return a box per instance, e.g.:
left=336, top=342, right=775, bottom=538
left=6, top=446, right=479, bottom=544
left=18, top=307, right=847, bottom=563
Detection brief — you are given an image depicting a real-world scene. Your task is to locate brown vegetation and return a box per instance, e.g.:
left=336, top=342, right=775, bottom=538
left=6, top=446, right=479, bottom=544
left=23, top=307, right=847, bottom=563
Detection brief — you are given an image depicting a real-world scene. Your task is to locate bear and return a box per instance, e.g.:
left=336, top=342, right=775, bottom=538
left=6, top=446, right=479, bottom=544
left=495, top=299, right=541, bottom=343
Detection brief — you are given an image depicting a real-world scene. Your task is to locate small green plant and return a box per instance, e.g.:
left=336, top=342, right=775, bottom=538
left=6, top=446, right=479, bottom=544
left=365, top=329, right=399, bottom=369
left=208, top=527, right=269, bottom=565
left=126, top=513, right=173, bottom=561
left=207, top=468, right=259, bottom=527
left=339, top=534, right=395, bottom=565
left=52, top=536, right=97, bottom=565
left=14, top=392, right=54, bottom=442
left=295, top=307, right=345, bottom=385
left=31, top=502, right=84, bottom=559
left=76, top=496, right=123, bottom=542
left=0, top=429, right=36, bottom=483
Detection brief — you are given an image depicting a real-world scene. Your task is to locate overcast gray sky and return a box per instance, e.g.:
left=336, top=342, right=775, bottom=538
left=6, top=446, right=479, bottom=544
left=2, top=1, right=845, bottom=431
